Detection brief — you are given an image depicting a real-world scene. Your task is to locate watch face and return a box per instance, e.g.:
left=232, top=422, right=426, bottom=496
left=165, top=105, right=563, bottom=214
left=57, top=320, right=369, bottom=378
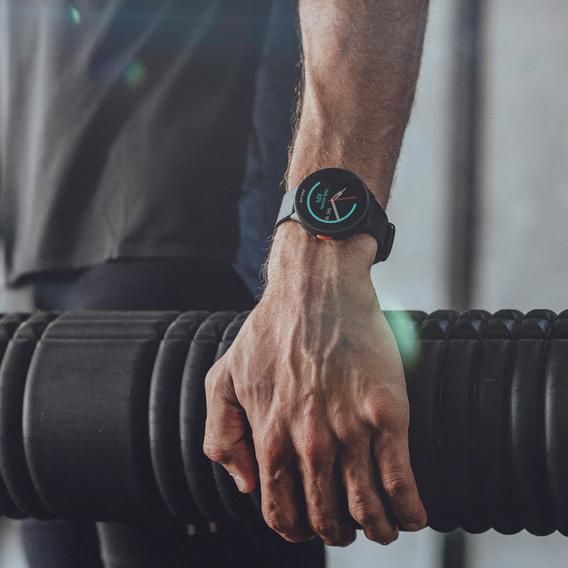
left=294, top=168, right=370, bottom=236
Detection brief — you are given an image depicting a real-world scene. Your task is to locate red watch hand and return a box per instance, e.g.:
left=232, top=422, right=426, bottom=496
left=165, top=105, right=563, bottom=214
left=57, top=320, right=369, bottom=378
left=333, top=196, right=359, bottom=202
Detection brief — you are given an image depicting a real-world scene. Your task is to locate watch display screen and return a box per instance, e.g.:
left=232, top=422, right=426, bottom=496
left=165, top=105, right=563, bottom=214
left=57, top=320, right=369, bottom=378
left=294, top=168, right=370, bottom=235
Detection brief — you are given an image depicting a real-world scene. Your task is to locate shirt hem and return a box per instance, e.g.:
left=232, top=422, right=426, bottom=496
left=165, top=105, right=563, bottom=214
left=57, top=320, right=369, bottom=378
left=7, top=243, right=236, bottom=288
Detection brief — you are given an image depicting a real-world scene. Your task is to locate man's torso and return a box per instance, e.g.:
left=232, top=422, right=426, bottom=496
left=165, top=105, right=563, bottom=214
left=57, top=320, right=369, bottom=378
left=0, top=0, right=270, bottom=284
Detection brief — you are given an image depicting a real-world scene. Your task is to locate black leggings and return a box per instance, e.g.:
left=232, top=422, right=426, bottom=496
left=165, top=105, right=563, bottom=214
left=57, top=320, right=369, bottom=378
left=19, top=258, right=325, bottom=568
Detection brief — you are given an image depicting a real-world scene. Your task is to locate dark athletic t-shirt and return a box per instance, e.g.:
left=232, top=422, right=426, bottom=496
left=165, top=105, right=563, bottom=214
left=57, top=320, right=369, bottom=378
left=0, top=0, right=271, bottom=285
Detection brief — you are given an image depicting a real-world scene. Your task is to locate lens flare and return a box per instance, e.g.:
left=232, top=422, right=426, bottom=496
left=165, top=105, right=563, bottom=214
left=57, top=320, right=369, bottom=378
left=383, top=309, right=422, bottom=371
left=124, top=60, right=147, bottom=89
left=68, top=6, right=81, bottom=25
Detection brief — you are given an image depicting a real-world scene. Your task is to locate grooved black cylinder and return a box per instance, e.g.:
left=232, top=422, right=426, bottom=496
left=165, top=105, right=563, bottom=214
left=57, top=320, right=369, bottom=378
left=0, top=309, right=566, bottom=535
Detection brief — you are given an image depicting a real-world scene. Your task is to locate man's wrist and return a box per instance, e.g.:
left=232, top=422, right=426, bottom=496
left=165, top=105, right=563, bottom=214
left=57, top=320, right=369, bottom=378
left=265, top=220, right=377, bottom=291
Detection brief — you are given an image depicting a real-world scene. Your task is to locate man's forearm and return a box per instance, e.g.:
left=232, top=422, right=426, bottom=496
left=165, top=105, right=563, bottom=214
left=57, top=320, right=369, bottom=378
left=289, top=0, right=430, bottom=208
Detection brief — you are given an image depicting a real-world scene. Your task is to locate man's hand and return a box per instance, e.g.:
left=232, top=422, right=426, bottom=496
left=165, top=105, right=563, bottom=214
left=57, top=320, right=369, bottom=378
left=203, top=222, right=427, bottom=546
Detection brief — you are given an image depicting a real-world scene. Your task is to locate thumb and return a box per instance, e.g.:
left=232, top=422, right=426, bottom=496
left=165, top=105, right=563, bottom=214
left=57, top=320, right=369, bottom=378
left=203, top=363, right=258, bottom=493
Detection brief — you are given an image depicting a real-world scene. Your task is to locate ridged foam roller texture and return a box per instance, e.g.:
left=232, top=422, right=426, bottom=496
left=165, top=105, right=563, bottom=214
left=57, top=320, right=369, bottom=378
left=0, top=309, right=567, bottom=535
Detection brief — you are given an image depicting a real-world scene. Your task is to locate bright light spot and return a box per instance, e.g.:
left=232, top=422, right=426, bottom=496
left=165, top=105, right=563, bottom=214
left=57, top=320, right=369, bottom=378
left=384, top=309, right=422, bottom=371
left=124, top=60, right=147, bottom=89
left=68, top=5, right=81, bottom=24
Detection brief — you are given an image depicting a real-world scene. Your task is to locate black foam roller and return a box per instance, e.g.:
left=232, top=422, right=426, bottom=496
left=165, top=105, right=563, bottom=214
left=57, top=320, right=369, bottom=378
left=180, top=312, right=237, bottom=522
left=24, top=312, right=177, bottom=520
left=510, top=315, right=555, bottom=536
left=436, top=311, right=489, bottom=532
left=0, top=308, right=564, bottom=534
left=545, top=314, right=568, bottom=535
left=0, top=314, right=30, bottom=517
left=0, top=312, right=56, bottom=518
left=409, top=311, right=457, bottom=531
left=0, top=314, right=30, bottom=360
left=477, top=313, right=523, bottom=534
left=149, top=311, right=210, bottom=523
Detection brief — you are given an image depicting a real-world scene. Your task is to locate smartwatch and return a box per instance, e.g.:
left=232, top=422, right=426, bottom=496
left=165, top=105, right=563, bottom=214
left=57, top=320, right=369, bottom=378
left=274, top=168, right=396, bottom=264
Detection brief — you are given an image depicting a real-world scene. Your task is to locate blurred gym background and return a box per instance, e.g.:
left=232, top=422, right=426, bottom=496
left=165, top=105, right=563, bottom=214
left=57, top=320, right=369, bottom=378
left=1, top=0, right=567, bottom=566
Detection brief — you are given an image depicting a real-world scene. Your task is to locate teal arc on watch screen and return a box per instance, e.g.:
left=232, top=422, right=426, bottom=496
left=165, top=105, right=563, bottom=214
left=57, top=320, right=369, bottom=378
left=306, top=182, right=359, bottom=224
left=295, top=168, right=369, bottom=234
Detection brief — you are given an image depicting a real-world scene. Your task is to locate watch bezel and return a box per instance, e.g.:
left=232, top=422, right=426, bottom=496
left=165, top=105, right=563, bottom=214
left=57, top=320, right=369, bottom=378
left=293, top=168, right=371, bottom=238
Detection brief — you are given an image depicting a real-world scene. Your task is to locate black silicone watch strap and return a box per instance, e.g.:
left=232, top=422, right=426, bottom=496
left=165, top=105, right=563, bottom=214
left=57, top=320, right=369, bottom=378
left=365, top=198, right=396, bottom=263
left=275, top=189, right=297, bottom=226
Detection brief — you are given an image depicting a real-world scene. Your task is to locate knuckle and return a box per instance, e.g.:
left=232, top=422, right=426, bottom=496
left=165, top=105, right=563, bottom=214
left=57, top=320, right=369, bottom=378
left=299, top=435, right=331, bottom=470
left=349, top=500, right=381, bottom=527
left=334, top=423, right=361, bottom=446
left=368, top=407, right=398, bottom=432
left=352, top=509, right=380, bottom=528
left=383, top=471, right=410, bottom=499
left=202, top=440, right=230, bottom=464
left=366, top=393, right=409, bottom=432
left=310, top=516, right=338, bottom=541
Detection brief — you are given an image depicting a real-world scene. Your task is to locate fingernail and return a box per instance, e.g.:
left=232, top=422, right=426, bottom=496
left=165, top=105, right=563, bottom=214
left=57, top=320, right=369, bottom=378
left=229, top=472, right=245, bottom=492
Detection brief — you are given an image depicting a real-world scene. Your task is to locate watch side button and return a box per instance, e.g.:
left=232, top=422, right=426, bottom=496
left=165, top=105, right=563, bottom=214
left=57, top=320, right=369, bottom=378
left=316, top=234, right=334, bottom=241
left=380, top=223, right=396, bottom=261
